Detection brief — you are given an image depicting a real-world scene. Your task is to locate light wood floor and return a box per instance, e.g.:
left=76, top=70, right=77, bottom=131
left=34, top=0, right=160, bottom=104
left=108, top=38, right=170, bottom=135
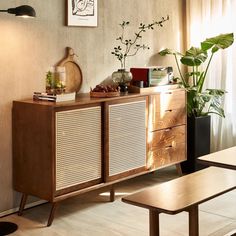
left=1, top=166, right=236, bottom=236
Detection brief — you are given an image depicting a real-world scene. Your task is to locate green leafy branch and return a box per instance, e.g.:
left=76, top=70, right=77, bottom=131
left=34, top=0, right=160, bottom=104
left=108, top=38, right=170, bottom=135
left=111, top=16, right=169, bottom=69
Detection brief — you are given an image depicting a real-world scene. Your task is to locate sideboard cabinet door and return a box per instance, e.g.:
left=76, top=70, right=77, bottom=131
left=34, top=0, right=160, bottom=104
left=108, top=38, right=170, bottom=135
left=13, top=102, right=103, bottom=200
left=104, top=97, right=147, bottom=182
left=55, top=106, right=102, bottom=195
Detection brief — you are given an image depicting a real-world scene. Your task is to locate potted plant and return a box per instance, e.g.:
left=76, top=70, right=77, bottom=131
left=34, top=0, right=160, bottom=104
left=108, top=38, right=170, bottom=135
left=159, top=33, right=234, bottom=172
left=111, top=16, right=169, bottom=91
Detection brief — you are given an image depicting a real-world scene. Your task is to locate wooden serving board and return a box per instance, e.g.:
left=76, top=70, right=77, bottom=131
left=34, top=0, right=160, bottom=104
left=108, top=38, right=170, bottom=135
left=57, top=47, right=83, bottom=93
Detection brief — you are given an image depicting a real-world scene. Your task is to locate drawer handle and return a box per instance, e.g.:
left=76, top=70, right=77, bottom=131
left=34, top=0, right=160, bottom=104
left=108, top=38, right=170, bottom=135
left=165, top=92, right=172, bottom=94
left=165, top=109, right=172, bottom=112
left=164, top=128, right=172, bottom=132
left=165, top=145, right=172, bottom=149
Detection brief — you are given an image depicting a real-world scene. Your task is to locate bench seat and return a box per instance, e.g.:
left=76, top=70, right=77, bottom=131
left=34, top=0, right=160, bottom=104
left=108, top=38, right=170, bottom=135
left=122, top=167, right=236, bottom=236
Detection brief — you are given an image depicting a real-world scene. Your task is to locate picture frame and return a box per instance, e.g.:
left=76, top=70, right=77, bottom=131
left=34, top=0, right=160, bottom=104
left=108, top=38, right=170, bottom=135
left=66, top=0, right=97, bottom=27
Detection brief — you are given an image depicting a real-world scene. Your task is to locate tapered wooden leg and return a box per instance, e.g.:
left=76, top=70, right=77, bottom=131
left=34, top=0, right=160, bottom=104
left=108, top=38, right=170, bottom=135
left=47, top=202, right=58, bottom=227
left=149, top=210, right=160, bottom=236
left=175, top=163, right=183, bottom=176
left=18, top=193, right=28, bottom=216
left=110, top=185, right=115, bottom=202
left=188, top=205, right=199, bottom=236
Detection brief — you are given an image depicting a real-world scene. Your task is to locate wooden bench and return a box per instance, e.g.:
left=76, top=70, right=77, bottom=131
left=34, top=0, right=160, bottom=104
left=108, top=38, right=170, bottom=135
left=198, top=146, right=236, bottom=170
left=122, top=167, right=236, bottom=236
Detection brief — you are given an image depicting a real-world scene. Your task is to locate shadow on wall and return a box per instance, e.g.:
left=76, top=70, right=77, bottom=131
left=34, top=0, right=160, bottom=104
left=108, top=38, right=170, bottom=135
left=147, top=53, right=167, bottom=67
left=100, top=75, right=116, bottom=86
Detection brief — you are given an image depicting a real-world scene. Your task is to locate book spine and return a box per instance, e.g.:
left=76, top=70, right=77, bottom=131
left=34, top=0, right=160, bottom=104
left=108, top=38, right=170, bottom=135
left=33, top=95, right=56, bottom=102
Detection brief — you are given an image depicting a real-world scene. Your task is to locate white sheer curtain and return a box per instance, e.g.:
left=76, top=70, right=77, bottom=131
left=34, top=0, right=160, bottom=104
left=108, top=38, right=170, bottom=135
left=186, top=0, right=236, bottom=151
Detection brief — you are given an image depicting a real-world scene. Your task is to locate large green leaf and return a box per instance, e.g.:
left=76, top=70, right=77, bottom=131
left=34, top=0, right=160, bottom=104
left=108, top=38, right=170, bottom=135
left=180, top=47, right=208, bottom=66
left=158, top=33, right=233, bottom=118
left=158, top=48, right=182, bottom=56
left=201, top=33, right=234, bottom=53
left=206, top=88, right=226, bottom=96
left=205, top=89, right=226, bottom=117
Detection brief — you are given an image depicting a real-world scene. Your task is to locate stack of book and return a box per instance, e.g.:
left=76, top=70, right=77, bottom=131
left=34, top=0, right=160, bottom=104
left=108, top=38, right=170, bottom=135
left=33, top=92, right=76, bottom=102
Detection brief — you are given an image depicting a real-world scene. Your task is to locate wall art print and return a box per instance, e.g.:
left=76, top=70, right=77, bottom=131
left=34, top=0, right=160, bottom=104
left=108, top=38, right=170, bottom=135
left=67, top=0, right=97, bottom=27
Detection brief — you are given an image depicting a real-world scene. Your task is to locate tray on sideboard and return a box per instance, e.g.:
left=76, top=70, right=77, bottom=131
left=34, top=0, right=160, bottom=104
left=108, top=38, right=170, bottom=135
left=128, top=84, right=180, bottom=94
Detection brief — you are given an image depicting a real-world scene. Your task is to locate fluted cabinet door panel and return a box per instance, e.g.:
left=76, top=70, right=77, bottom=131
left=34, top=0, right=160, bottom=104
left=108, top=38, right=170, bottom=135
left=109, top=100, right=146, bottom=176
left=56, top=106, right=101, bottom=191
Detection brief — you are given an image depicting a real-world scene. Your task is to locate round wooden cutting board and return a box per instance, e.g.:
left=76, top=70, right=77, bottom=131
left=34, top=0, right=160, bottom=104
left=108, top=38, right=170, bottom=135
left=57, top=47, right=83, bottom=93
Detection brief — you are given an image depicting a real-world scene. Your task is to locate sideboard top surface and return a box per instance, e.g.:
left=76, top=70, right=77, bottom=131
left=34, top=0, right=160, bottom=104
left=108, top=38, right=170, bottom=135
left=13, top=87, right=185, bottom=108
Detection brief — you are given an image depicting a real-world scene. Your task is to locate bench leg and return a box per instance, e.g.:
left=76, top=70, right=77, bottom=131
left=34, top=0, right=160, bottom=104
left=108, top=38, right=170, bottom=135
left=188, top=205, right=199, bottom=236
left=149, top=209, right=160, bottom=236
left=18, top=193, right=28, bottom=216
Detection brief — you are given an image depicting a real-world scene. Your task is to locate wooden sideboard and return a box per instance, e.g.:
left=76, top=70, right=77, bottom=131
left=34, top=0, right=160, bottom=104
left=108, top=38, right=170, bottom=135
left=12, top=87, right=186, bottom=225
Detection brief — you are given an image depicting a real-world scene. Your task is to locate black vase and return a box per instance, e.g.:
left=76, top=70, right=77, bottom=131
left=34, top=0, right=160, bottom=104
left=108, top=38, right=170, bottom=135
left=119, top=83, right=128, bottom=93
left=181, top=115, right=211, bottom=173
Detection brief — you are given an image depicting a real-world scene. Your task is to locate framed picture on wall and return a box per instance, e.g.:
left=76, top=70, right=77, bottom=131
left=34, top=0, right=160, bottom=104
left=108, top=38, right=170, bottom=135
left=66, top=0, right=98, bottom=27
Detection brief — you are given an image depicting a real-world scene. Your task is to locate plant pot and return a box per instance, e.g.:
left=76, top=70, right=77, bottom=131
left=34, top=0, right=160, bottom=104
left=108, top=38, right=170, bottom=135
left=181, top=115, right=211, bottom=173
left=112, top=69, right=132, bottom=84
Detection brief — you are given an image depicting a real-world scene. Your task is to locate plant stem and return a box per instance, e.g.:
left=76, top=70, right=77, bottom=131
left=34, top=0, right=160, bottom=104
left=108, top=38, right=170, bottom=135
left=121, top=60, right=124, bottom=69
left=196, top=66, right=199, bottom=85
left=125, top=18, right=169, bottom=66
left=112, top=16, right=169, bottom=70
left=127, top=47, right=141, bottom=57
left=193, top=66, right=196, bottom=86
left=174, top=54, right=187, bottom=87
left=199, top=53, right=214, bottom=92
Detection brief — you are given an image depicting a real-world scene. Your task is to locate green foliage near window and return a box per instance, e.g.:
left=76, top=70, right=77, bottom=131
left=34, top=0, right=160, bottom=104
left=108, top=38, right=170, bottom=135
left=159, top=33, right=234, bottom=117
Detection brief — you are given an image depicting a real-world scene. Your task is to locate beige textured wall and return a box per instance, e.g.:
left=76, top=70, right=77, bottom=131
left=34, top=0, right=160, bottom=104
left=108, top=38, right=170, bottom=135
left=0, top=0, right=185, bottom=213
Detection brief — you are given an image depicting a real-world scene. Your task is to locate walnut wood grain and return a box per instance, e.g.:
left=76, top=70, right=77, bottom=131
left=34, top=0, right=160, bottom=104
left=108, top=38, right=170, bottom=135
left=55, top=179, right=102, bottom=196
left=109, top=185, right=115, bottom=202
left=18, top=194, right=28, bottom=216
left=147, top=89, right=187, bottom=171
left=149, top=142, right=186, bottom=169
left=149, top=210, right=160, bottom=236
left=150, top=90, right=186, bottom=112
left=19, top=92, right=144, bottom=107
left=175, top=163, right=183, bottom=176
left=57, top=47, right=83, bottom=93
left=188, top=205, right=199, bottom=236
left=122, top=167, right=236, bottom=214
left=149, top=90, right=186, bottom=131
left=151, top=108, right=186, bottom=131
left=150, top=125, right=185, bottom=149
left=122, top=167, right=236, bottom=236
left=53, top=169, right=150, bottom=202
left=13, top=88, right=186, bottom=226
left=12, top=102, right=54, bottom=201
left=47, top=203, right=58, bottom=227
left=198, top=146, right=236, bottom=170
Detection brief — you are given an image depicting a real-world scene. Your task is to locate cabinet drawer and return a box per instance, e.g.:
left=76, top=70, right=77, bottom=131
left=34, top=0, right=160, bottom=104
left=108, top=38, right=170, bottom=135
left=148, top=142, right=186, bottom=169
left=150, top=125, right=186, bottom=150
left=150, top=90, right=186, bottom=112
left=151, top=108, right=186, bottom=130
left=149, top=90, right=186, bottom=131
